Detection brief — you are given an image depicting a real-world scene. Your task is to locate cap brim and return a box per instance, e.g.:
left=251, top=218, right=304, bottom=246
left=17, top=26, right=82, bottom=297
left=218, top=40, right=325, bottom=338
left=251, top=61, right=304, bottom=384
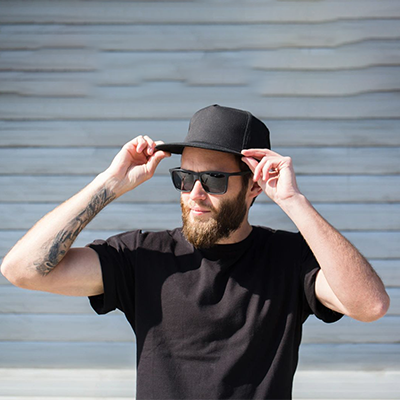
left=155, top=142, right=243, bottom=157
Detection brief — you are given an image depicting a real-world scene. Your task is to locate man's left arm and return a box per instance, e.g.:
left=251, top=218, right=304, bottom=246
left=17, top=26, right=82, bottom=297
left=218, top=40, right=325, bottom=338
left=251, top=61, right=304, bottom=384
left=242, top=148, right=390, bottom=322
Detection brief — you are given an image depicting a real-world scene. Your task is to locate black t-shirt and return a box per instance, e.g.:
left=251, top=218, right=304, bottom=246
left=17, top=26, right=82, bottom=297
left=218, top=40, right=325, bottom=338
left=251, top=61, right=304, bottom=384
left=88, top=226, right=342, bottom=399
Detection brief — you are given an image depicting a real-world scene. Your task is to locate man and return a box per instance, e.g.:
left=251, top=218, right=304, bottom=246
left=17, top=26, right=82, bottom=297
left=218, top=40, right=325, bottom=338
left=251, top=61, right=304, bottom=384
left=1, top=104, right=390, bottom=399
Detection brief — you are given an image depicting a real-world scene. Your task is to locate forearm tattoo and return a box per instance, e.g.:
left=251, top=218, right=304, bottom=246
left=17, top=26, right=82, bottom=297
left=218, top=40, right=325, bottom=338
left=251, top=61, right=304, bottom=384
left=35, top=188, right=116, bottom=276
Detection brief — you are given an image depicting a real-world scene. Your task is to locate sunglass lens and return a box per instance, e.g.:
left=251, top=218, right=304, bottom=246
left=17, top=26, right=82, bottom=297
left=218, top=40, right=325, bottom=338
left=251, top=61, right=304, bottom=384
left=181, top=172, right=195, bottom=192
left=201, top=173, right=226, bottom=194
left=171, top=171, right=181, bottom=190
left=172, top=170, right=194, bottom=192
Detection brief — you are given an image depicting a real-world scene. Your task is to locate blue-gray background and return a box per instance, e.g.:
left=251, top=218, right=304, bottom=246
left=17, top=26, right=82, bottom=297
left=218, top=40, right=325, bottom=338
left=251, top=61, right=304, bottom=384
left=0, top=1, right=399, bottom=398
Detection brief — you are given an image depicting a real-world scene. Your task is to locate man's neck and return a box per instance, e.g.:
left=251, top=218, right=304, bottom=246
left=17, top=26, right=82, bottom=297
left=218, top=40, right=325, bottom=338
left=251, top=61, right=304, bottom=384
left=216, top=220, right=253, bottom=245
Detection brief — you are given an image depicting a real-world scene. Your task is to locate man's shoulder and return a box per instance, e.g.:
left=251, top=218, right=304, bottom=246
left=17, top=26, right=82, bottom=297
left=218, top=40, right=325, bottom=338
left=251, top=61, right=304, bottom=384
left=252, top=226, right=305, bottom=254
left=89, top=227, right=190, bottom=254
left=253, top=225, right=300, bottom=240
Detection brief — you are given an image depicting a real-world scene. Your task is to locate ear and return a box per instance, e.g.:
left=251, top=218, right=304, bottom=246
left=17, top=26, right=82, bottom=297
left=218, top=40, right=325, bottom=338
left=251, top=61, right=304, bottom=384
left=246, top=180, right=263, bottom=207
left=249, top=180, right=263, bottom=198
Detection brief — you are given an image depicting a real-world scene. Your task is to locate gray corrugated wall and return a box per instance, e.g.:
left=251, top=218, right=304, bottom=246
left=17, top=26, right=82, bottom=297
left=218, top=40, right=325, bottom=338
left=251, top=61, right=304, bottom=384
left=0, top=1, right=399, bottom=398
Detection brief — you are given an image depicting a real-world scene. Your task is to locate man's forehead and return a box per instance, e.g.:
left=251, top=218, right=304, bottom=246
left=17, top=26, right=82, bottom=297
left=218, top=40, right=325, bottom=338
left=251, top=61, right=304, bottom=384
left=181, top=147, right=239, bottom=170
left=182, top=146, right=237, bottom=162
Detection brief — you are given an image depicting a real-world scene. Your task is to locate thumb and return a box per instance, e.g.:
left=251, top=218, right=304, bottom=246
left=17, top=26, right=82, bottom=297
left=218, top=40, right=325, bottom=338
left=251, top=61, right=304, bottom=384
left=147, top=149, right=171, bottom=172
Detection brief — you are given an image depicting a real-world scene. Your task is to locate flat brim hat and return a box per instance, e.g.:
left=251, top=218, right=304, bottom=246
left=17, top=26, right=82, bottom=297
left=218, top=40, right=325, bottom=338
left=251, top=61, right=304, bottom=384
left=155, top=104, right=270, bottom=156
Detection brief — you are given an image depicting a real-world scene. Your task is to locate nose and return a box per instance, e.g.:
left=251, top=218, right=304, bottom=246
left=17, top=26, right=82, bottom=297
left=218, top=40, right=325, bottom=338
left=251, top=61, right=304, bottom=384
left=189, top=179, right=207, bottom=200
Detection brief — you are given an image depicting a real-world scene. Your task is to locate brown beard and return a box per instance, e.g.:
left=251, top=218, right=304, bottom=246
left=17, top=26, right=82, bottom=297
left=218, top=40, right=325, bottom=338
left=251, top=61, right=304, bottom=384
left=181, top=187, right=248, bottom=249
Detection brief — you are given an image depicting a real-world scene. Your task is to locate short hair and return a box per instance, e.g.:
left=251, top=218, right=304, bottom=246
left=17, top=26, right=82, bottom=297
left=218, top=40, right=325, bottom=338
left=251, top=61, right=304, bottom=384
left=234, top=155, right=257, bottom=207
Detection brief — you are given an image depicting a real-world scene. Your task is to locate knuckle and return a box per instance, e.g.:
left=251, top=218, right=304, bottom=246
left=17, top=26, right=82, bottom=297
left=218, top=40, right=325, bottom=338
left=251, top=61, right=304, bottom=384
left=123, top=141, right=134, bottom=150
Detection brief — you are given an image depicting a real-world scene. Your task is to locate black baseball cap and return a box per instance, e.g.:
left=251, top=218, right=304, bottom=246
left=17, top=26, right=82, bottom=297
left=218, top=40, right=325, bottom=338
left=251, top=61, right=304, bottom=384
left=155, top=104, right=270, bottom=156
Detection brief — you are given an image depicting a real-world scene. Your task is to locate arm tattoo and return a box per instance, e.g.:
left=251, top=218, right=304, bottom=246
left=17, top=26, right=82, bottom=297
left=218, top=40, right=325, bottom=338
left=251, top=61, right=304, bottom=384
left=35, top=188, right=116, bottom=276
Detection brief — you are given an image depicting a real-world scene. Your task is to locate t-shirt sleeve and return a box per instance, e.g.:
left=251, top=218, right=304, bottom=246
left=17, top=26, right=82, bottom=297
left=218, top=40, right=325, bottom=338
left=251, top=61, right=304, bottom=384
left=86, top=232, right=138, bottom=317
left=299, top=234, right=343, bottom=323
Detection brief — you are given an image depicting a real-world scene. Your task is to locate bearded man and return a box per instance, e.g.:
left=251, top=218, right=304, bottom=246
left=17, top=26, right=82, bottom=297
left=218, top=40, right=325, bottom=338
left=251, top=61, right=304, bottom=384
left=1, top=105, right=389, bottom=399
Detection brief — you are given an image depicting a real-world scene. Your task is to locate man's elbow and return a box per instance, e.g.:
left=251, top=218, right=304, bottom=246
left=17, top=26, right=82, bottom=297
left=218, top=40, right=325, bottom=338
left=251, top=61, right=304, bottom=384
left=371, top=293, right=391, bottom=321
left=1, top=258, right=16, bottom=285
left=354, top=293, right=390, bottom=323
left=1, top=258, right=33, bottom=289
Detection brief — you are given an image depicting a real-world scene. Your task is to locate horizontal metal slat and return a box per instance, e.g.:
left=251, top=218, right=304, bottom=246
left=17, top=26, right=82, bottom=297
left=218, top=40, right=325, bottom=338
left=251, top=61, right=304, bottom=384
left=1, top=66, right=399, bottom=97
left=0, top=314, right=398, bottom=343
left=0, top=202, right=399, bottom=231
left=2, top=119, right=400, bottom=148
left=1, top=175, right=400, bottom=203
left=1, top=146, right=399, bottom=175
left=0, top=286, right=398, bottom=315
left=2, top=20, right=400, bottom=51
left=1, top=231, right=400, bottom=262
left=1, top=0, right=400, bottom=24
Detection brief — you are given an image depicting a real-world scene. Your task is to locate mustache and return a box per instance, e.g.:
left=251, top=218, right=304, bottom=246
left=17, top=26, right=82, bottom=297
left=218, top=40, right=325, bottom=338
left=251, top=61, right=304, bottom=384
left=181, top=199, right=217, bottom=213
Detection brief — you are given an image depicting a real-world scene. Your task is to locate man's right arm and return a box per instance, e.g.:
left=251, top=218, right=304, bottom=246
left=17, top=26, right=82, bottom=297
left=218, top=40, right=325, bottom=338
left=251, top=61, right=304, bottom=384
left=0, top=136, right=170, bottom=296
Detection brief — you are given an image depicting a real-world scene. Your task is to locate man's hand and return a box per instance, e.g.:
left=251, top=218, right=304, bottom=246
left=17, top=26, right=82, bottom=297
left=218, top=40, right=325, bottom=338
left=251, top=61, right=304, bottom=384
left=241, top=149, right=301, bottom=205
left=242, top=149, right=389, bottom=322
left=0, top=135, right=171, bottom=295
left=103, top=135, right=171, bottom=198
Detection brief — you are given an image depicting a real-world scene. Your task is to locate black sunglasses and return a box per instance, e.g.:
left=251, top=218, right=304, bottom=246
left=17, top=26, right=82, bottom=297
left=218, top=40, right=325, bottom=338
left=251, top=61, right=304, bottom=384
left=169, top=168, right=251, bottom=195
